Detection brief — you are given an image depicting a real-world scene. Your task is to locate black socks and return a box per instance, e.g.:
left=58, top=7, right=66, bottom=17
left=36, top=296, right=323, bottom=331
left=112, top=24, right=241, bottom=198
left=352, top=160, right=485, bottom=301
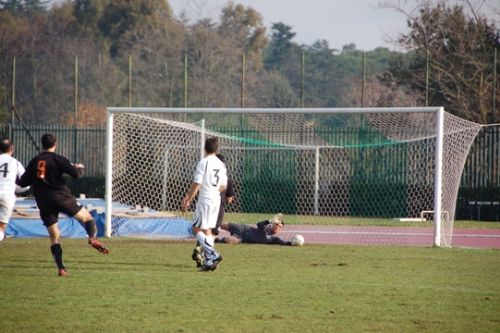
left=84, top=219, right=97, bottom=239
left=50, top=243, right=65, bottom=269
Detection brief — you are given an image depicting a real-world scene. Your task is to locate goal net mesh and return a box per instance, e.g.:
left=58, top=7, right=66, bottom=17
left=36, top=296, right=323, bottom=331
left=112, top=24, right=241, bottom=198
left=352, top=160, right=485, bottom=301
left=109, top=109, right=481, bottom=247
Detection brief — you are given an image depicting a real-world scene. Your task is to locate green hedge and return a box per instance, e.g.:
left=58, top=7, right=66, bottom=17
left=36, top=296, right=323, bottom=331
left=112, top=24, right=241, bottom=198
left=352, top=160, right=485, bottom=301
left=55, top=176, right=499, bottom=221
left=65, top=176, right=105, bottom=198
left=456, top=187, right=500, bottom=221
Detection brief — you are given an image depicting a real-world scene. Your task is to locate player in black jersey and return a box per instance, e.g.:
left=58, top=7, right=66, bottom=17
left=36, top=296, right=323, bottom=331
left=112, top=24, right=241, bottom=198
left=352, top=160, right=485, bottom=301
left=17, top=133, right=109, bottom=277
left=213, top=154, right=235, bottom=235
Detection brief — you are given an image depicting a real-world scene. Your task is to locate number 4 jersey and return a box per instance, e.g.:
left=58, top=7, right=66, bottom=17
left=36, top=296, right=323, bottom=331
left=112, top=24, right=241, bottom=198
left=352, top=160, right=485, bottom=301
left=0, top=153, right=25, bottom=196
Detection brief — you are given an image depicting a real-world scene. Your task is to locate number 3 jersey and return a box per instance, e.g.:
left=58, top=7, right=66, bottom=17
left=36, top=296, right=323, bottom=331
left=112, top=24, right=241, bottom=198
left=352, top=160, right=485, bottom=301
left=0, top=153, right=25, bottom=196
left=193, top=154, right=228, bottom=205
left=17, top=152, right=81, bottom=197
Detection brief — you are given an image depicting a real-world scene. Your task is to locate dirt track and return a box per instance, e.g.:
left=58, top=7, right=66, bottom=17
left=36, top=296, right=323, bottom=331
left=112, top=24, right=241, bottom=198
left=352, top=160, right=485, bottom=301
left=275, top=225, right=500, bottom=248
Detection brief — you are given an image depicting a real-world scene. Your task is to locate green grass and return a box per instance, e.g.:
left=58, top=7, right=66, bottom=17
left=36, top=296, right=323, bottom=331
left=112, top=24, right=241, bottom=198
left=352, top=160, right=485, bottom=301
left=1, top=238, right=500, bottom=333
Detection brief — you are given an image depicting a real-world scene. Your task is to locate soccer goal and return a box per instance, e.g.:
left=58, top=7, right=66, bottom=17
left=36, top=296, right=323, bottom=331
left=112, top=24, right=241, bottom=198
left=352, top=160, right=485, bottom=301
left=105, top=107, right=481, bottom=247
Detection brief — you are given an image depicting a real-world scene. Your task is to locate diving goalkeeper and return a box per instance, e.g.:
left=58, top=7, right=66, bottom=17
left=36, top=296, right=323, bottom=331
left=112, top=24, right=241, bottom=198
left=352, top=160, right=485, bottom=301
left=216, top=213, right=291, bottom=246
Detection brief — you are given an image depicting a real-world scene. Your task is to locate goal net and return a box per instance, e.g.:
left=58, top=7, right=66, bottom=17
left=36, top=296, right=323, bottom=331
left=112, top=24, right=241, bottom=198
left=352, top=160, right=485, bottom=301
left=105, top=107, right=481, bottom=247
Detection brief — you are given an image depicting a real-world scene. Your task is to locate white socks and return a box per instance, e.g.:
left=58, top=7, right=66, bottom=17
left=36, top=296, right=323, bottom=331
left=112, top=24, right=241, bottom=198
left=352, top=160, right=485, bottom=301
left=195, top=231, right=217, bottom=260
left=0, top=230, right=4, bottom=242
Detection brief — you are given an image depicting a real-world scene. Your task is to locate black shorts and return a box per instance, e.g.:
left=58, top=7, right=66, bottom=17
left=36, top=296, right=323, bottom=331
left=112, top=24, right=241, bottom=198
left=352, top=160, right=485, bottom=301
left=36, top=191, right=83, bottom=227
left=228, top=223, right=250, bottom=240
left=215, top=203, right=226, bottom=229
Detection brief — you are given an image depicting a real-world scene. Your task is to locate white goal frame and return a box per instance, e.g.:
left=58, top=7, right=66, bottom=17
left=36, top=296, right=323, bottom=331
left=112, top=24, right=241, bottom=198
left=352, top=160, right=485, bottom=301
left=105, top=107, right=445, bottom=246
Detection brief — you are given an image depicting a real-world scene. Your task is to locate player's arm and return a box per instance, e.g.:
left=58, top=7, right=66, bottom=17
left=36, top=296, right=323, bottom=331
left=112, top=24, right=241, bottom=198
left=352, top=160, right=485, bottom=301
left=15, top=162, right=30, bottom=194
left=268, top=236, right=292, bottom=246
left=16, top=159, right=35, bottom=187
left=181, top=159, right=206, bottom=211
left=180, top=182, right=201, bottom=212
left=225, top=178, right=235, bottom=204
left=218, top=166, right=228, bottom=192
left=57, top=155, right=82, bottom=178
left=256, top=220, right=270, bottom=230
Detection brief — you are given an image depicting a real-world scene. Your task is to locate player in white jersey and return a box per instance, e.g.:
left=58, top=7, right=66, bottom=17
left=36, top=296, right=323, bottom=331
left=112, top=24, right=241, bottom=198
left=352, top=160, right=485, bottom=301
left=0, top=139, right=28, bottom=242
left=181, top=137, right=227, bottom=271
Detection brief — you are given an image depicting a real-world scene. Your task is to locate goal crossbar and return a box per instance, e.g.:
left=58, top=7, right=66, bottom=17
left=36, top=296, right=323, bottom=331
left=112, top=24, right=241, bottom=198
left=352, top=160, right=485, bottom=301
left=107, top=107, right=442, bottom=114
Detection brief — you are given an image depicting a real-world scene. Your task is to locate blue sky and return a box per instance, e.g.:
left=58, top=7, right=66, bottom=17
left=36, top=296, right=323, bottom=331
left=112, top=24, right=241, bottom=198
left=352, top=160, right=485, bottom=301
left=168, top=0, right=499, bottom=51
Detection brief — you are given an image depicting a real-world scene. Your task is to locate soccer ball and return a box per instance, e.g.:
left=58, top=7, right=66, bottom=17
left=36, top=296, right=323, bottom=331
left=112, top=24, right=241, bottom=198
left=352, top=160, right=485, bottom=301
left=291, top=234, right=304, bottom=246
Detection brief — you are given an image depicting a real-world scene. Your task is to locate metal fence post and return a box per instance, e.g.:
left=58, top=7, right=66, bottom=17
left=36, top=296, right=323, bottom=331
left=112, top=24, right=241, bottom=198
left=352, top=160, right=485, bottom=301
left=10, top=56, right=16, bottom=141
left=74, top=55, right=78, bottom=162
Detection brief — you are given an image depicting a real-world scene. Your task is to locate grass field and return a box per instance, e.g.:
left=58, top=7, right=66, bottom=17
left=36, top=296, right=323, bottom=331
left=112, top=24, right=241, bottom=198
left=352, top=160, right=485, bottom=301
left=1, top=238, right=499, bottom=333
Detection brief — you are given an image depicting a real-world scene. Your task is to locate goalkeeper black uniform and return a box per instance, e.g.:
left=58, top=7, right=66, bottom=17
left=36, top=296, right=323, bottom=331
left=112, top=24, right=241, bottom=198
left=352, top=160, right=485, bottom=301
left=219, top=214, right=291, bottom=246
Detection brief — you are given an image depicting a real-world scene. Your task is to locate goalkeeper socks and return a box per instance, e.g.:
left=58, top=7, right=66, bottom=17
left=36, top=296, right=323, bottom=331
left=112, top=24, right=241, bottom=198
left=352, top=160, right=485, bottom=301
left=50, top=243, right=65, bottom=269
left=195, top=232, right=217, bottom=260
left=83, top=219, right=97, bottom=238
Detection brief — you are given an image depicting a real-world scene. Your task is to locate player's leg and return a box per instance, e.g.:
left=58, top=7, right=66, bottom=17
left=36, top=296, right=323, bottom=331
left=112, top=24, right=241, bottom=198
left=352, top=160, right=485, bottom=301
left=219, top=235, right=241, bottom=244
left=217, top=223, right=249, bottom=244
left=211, top=203, right=225, bottom=236
left=190, top=209, right=205, bottom=267
left=192, top=209, right=222, bottom=271
left=0, top=222, right=6, bottom=242
left=191, top=241, right=203, bottom=268
left=197, top=202, right=223, bottom=271
left=0, top=195, right=15, bottom=242
left=38, top=201, right=68, bottom=276
left=214, top=223, right=230, bottom=243
left=45, top=220, right=68, bottom=277
left=198, top=230, right=223, bottom=271
left=68, top=200, right=109, bottom=255
left=192, top=226, right=219, bottom=263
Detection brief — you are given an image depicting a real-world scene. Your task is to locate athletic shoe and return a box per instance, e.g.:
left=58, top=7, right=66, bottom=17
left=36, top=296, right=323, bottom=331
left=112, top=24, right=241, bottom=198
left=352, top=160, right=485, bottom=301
left=191, top=246, right=203, bottom=268
left=210, top=254, right=223, bottom=271
left=199, top=255, right=223, bottom=272
left=88, top=238, right=110, bottom=255
left=58, top=268, right=69, bottom=277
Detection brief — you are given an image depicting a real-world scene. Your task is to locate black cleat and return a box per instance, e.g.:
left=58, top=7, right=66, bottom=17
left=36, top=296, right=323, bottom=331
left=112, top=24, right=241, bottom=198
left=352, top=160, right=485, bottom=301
left=191, top=246, right=203, bottom=268
left=210, top=255, right=223, bottom=271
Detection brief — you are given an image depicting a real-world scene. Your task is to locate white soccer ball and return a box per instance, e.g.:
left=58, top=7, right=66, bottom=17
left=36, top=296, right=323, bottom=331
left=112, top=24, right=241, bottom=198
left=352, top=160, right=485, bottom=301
left=291, top=234, right=304, bottom=246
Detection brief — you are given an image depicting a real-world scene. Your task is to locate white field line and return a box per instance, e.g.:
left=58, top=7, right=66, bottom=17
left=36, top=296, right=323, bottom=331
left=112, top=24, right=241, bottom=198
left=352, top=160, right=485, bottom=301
left=283, top=230, right=500, bottom=238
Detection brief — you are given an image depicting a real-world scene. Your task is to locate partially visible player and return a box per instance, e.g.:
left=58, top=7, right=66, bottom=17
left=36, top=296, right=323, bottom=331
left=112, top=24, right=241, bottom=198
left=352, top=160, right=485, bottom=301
left=17, top=133, right=109, bottom=277
left=181, top=137, right=227, bottom=271
left=216, top=213, right=292, bottom=246
left=213, top=154, right=235, bottom=235
left=192, top=153, right=235, bottom=268
left=0, top=139, right=28, bottom=242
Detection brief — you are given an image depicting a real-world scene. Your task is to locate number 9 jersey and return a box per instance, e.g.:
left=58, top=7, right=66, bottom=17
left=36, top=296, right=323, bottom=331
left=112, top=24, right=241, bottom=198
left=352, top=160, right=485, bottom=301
left=17, top=152, right=81, bottom=196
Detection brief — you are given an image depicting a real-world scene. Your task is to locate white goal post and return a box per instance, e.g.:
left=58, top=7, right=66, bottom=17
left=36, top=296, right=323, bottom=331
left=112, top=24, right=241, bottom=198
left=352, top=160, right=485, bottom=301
left=105, top=107, right=482, bottom=247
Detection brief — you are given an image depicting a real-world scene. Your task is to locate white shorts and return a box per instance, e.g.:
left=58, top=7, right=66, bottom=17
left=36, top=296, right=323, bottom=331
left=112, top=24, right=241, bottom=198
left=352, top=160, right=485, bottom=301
left=0, top=194, right=15, bottom=224
left=192, top=201, right=220, bottom=230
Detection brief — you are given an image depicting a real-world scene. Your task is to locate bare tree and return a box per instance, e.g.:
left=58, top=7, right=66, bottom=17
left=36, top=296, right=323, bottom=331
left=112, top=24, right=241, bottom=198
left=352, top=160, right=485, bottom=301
left=381, top=0, right=499, bottom=123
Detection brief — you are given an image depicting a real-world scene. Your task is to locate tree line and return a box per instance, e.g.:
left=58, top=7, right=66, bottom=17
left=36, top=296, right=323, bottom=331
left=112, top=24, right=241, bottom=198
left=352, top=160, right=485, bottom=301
left=0, top=0, right=498, bottom=125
